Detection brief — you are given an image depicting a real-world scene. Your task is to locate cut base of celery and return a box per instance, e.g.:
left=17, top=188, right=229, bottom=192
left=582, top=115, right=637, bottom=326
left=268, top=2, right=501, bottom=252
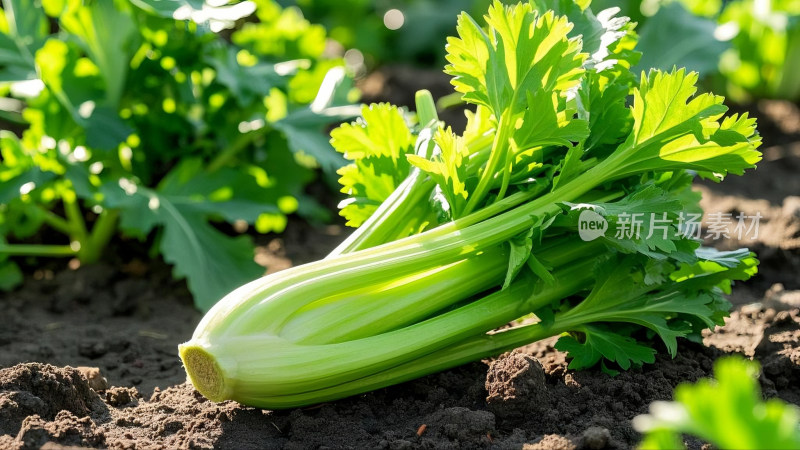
left=179, top=344, right=228, bottom=402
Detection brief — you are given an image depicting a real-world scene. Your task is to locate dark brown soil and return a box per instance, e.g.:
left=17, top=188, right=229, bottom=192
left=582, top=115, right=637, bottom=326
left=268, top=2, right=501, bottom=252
left=1, top=93, right=798, bottom=449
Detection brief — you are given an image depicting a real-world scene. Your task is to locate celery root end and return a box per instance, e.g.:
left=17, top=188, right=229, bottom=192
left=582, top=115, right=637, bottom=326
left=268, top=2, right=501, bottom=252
left=179, top=343, right=229, bottom=402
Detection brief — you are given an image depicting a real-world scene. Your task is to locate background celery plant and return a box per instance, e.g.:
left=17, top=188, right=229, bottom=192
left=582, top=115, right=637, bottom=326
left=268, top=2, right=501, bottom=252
left=0, top=0, right=356, bottom=308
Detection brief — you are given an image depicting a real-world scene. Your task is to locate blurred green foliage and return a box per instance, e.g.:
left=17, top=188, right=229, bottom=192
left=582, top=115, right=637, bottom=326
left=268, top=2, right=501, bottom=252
left=277, top=0, right=495, bottom=68
left=635, top=356, right=800, bottom=449
left=716, top=0, right=800, bottom=101
left=0, top=0, right=357, bottom=311
left=290, top=0, right=798, bottom=102
left=602, top=0, right=800, bottom=102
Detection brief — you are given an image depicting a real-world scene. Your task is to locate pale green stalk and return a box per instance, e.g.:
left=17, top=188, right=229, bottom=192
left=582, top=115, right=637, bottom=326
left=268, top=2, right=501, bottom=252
left=179, top=257, right=597, bottom=406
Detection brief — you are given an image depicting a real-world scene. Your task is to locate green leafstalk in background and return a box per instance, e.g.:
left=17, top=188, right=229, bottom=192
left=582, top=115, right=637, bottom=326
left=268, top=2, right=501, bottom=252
left=179, top=0, right=762, bottom=409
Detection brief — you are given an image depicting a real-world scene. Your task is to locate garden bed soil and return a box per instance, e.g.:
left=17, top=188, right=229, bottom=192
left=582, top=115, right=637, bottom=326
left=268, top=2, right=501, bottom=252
left=1, top=96, right=799, bottom=449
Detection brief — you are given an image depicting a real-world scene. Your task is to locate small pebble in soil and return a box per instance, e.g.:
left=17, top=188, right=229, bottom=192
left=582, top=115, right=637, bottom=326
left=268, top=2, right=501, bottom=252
left=76, top=367, right=108, bottom=392
left=580, top=426, right=611, bottom=450
left=524, top=434, right=576, bottom=450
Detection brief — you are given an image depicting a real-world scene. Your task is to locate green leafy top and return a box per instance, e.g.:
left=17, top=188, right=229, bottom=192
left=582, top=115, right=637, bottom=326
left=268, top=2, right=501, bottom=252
left=444, top=1, right=591, bottom=213
left=407, top=127, right=470, bottom=219
left=445, top=1, right=585, bottom=115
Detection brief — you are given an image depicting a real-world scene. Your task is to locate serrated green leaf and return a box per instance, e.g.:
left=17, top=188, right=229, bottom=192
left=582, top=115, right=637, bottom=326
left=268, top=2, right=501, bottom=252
left=556, top=324, right=657, bottom=371
left=330, top=103, right=416, bottom=227
left=462, top=105, right=495, bottom=143
left=559, top=184, right=690, bottom=259
left=552, top=143, right=586, bottom=190
left=551, top=248, right=757, bottom=371
left=578, top=71, right=633, bottom=151
left=670, top=250, right=759, bottom=294
left=408, top=127, right=470, bottom=219
left=445, top=1, right=585, bottom=116
left=101, top=178, right=265, bottom=311
left=159, top=209, right=263, bottom=312
left=513, top=89, right=590, bottom=151
left=693, top=247, right=753, bottom=269
left=633, top=69, right=724, bottom=143
left=532, top=0, right=634, bottom=70
left=156, top=158, right=281, bottom=223
left=611, top=69, right=762, bottom=181
left=502, top=214, right=558, bottom=289
left=503, top=227, right=533, bottom=289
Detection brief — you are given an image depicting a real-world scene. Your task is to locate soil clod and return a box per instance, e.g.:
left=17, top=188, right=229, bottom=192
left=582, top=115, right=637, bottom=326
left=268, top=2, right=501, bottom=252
left=0, top=364, right=105, bottom=437
left=486, top=351, right=547, bottom=421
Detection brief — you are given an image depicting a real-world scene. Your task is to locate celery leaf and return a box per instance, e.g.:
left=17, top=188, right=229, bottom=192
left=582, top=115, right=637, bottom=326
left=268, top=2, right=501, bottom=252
left=614, top=69, right=762, bottom=180
left=555, top=324, right=657, bottom=372
left=408, top=127, right=469, bottom=219
left=331, top=104, right=416, bottom=227
left=553, top=250, right=757, bottom=370
left=445, top=1, right=585, bottom=116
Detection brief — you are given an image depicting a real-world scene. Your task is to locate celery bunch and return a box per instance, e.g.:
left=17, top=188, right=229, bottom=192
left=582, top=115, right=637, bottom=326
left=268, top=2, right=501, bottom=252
left=179, top=0, right=761, bottom=409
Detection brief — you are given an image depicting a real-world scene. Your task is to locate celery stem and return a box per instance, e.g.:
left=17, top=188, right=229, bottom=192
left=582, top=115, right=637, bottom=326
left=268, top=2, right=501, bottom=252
left=415, top=89, right=439, bottom=126
left=0, top=244, right=77, bottom=257
left=81, top=209, right=119, bottom=264
left=181, top=258, right=596, bottom=408
left=464, top=109, right=512, bottom=215
left=62, top=195, right=88, bottom=239
left=37, top=207, right=73, bottom=235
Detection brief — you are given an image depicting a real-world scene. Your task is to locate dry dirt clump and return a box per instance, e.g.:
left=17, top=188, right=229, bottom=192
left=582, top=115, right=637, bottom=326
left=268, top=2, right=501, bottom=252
left=0, top=364, right=106, bottom=435
left=486, top=351, right=548, bottom=420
